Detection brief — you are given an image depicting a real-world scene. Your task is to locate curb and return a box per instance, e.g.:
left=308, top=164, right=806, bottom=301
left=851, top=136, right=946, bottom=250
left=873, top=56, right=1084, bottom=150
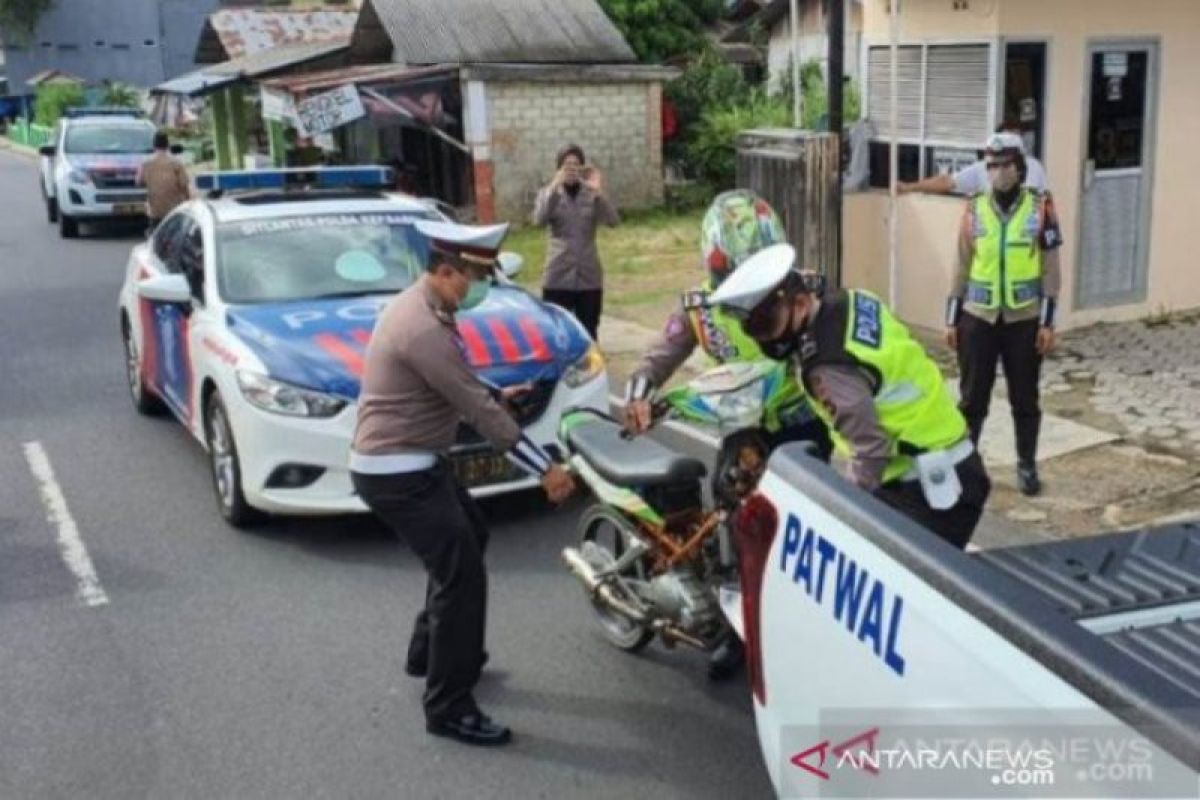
left=0, top=139, right=40, bottom=160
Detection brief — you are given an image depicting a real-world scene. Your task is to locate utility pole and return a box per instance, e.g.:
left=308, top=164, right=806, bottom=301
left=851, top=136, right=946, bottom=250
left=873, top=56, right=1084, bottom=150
left=826, top=0, right=845, bottom=287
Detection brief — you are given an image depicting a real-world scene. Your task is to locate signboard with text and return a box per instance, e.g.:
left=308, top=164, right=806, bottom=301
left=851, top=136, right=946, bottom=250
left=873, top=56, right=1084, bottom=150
left=295, top=85, right=365, bottom=137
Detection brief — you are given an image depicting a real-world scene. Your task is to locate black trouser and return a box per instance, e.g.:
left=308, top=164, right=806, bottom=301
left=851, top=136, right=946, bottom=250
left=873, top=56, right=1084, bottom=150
left=351, top=460, right=489, bottom=724
left=875, top=451, right=991, bottom=549
left=542, top=288, right=603, bottom=342
left=956, top=314, right=1042, bottom=465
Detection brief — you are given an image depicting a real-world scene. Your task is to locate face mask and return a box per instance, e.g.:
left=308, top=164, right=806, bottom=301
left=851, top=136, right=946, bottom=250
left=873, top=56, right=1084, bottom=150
left=458, top=278, right=491, bottom=311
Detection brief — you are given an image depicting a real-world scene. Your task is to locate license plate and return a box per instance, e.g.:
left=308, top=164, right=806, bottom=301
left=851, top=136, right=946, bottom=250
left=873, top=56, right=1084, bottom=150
left=114, top=203, right=143, bottom=216
left=452, top=452, right=520, bottom=488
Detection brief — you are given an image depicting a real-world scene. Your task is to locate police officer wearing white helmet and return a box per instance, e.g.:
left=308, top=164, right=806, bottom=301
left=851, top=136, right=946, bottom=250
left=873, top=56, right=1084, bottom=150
left=708, top=245, right=991, bottom=548
left=352, top=219, right=575, bottom=747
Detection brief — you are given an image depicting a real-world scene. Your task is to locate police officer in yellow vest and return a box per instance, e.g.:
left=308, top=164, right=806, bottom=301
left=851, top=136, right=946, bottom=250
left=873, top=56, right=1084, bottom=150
left=710, top=244, right=992, bottom=549
left=946, top=132, right=1063, bottom=496
left=624, top=190, right=830, bottom=459
left=623, top=190, right=830, bottom=680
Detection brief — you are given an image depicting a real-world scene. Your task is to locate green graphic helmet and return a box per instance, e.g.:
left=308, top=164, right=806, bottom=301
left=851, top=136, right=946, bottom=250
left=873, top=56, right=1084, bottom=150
left=700, top=190, right=787, bottom=288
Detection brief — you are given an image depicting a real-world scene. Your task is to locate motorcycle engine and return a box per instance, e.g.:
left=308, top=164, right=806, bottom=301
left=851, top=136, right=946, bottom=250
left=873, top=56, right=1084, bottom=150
left=641, top=570, right=721, bottom=634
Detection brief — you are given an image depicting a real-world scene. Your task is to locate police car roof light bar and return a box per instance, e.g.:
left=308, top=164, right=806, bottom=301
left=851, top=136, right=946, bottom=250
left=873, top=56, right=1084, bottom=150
left=64, top=106, right=146, bottom=119
left=194, top=166, right=394, bottom=194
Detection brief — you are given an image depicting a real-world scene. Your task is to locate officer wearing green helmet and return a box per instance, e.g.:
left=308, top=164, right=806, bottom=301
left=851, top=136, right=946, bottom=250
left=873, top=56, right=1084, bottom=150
left=623, top=190, right=831, bottom=679
left=708, top=243, right=992, bottom=550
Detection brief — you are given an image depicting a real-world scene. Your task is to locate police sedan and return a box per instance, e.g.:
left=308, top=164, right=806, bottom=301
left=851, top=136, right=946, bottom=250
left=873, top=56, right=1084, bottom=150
left=118, top=168, right=608, bottom=526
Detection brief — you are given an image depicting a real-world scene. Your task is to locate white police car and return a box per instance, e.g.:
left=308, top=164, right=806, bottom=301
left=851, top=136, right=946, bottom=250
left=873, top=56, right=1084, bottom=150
left=118, top=167, right=608, bottom=526
left=39, top=108, right=156, bottom=238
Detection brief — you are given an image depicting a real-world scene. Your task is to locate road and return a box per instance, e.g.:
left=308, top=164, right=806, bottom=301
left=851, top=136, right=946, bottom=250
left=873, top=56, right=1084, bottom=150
left=0, top=150, right=773, bottom=799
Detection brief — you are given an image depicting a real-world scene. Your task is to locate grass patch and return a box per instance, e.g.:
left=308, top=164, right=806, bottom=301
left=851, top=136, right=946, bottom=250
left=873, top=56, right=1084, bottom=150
left=506, top=207, right=705, bottom=325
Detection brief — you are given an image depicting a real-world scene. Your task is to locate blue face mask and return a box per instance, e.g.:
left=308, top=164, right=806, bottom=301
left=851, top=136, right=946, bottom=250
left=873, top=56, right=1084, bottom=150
left=459, top=279, right=490, bottom=311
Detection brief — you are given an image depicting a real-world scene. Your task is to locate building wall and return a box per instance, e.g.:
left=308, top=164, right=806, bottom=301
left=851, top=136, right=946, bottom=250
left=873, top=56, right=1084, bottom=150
left=847, top=0, right=1200, bottom=331
left=767, top=0, right=863, bottom=93
left=484, top=80, right=664, bottom=223
left=3, top=0, right=218, bottom=89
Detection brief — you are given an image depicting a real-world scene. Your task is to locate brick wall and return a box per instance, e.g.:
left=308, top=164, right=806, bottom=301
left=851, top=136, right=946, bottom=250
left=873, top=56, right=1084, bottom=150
left=484, top=81, right=664, bottom=223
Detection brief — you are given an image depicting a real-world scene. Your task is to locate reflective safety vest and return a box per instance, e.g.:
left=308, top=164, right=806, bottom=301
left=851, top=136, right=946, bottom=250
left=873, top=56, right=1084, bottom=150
left=802, top=290, right=968, bottom=484
left=967, top=189, right=1043, bottom=311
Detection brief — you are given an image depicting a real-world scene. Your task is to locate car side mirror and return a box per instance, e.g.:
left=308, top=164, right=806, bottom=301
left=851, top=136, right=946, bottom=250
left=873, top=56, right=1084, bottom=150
left=497, top=251, right=523, bottom=279
left=39, top=145, right=56, bottom=157
left=137, top=273, right=191, bottom=304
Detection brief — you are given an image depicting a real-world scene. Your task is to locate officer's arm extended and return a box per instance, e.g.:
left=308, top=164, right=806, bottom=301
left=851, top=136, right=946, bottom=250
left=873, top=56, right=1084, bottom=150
left=625, top=306, right=699, bottom=402
left=409, top=328, right=556, bottom=477
left=809, top=364, right=891, bottom=491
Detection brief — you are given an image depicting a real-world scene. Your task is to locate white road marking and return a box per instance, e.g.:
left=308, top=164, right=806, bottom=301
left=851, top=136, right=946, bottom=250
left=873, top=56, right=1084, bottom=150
left=22, top=441, right=110, bottom=608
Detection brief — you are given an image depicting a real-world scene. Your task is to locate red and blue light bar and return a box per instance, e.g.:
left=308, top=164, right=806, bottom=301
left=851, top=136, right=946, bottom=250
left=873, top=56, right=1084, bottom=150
left=194, top=166, right=394, bottom=193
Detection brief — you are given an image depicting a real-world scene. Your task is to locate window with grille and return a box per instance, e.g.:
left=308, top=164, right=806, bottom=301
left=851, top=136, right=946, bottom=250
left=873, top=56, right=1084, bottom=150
left=865, top=42, right=993, bottom=186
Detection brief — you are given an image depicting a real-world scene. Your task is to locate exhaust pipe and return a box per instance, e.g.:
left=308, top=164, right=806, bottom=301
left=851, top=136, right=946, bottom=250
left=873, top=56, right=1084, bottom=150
left=562, top=546, right=651, bottom=625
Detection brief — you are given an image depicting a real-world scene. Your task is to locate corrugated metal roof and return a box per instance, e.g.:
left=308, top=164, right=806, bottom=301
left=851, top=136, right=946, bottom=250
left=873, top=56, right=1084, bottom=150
left=197, top=8, right=359, bottom=63
left=154, top=39, right=350, bottom=96
left=359, top=0, right=636, bottom=64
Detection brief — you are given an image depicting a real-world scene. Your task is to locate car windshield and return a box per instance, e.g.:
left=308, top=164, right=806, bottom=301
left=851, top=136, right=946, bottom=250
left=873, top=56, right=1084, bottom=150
left=217, top=212, right=438, bottom=304
left=64, top=124, right=155, bottom=154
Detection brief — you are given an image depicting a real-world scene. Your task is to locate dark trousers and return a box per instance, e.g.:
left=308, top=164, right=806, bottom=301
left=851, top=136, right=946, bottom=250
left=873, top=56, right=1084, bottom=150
left=876, top=451, right=991, bottom=549
left=542, top=288, right=603, bottom=342
left=956, top=314, right=1042, bottom=465
left=351, top=461, right=489, bottom=723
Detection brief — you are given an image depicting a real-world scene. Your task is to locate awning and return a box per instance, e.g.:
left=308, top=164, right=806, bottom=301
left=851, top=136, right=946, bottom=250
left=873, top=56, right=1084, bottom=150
left=152, top=38, right=350, bottom=97
left=262, top=64, right=461, bottom=132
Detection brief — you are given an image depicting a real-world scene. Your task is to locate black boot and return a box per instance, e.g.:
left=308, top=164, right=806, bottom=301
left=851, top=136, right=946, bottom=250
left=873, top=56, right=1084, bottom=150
left=707, top=636, right=744, bottom=681
left=1017, top=462, right=1041, bottom=496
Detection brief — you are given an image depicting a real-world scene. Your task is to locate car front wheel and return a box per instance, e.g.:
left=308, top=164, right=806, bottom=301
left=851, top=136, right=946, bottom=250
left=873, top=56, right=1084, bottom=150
left=46, top=195, right=58, bottom=223
left=205, top=393, right=264, bottom=528
left=59, top=212, right=78, bottom=239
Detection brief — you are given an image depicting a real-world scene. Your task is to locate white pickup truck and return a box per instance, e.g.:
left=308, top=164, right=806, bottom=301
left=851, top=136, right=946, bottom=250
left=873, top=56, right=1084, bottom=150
left=729, top=443, right=1200, bottom=799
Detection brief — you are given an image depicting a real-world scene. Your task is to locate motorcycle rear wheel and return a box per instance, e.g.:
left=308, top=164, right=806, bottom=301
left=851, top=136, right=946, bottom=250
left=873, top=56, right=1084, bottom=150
left=577, top=503, right=655, bottom=653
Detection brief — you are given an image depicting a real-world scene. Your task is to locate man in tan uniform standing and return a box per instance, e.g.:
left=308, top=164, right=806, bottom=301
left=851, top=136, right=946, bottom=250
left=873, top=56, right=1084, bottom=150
left=135, top=132, right=190, bottom=233
left=351, top=219, right=574, bottom=747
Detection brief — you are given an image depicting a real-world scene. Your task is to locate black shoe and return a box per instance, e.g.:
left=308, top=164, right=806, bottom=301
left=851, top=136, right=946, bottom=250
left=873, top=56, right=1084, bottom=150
left=426, top=712, right=512, bottom=746
left=707, top=636, right=744, bottom=681
left=406, top=650, right=489, bottom=679
left=1017, top=462, right=1041, bottom=496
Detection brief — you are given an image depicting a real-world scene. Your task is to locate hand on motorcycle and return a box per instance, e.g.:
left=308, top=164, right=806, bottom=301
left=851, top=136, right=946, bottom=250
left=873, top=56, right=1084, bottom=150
left=623, top=399, right=653, bottom=436
left=541, top=463, right=576, bottom=504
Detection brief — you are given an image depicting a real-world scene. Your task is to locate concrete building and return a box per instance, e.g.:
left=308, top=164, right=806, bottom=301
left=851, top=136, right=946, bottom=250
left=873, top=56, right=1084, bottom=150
left=842, top=0, right=1200, bottom=330
left=2, top=0, right=221, bottom=89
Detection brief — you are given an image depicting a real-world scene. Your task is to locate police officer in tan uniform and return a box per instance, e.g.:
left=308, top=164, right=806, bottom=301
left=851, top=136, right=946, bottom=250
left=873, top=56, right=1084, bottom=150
left=351, top=220, right=574, bottom=747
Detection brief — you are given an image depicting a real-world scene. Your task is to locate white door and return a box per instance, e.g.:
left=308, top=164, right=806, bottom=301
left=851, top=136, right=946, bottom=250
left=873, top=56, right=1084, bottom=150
left=1077, top=42, right=1158, bottom=308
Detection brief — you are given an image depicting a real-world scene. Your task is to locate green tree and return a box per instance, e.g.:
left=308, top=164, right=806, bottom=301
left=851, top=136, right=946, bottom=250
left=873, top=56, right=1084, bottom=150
left=34, top=83, right=85, bottom=127
left=0, top=0, right=54, bottom=44
left=664, top=46, right=751, bottom=165
left=597, top=0, right=724, bottom=63
left=773, top=58, right=862, bottom=129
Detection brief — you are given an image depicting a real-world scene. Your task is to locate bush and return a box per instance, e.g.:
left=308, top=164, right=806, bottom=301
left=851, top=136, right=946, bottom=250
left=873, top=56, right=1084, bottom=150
left=34, top=83, right=86, bottom=127
left=773, top=58, right=862, bottom=129
left=664, top=47, right=752, bottom=168
left=690, top=92, right=791, bottom=189
left=101, top=82, right=140, bottom=109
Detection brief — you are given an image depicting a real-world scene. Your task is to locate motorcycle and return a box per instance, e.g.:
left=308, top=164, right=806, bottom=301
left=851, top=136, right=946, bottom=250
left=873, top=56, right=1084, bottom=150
left=557, top=360, right=814, bottom=655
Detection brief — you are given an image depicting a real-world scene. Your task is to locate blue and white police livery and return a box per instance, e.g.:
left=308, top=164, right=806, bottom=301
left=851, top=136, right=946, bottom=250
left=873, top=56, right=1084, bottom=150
left=117, top=168, right=608, bottom=525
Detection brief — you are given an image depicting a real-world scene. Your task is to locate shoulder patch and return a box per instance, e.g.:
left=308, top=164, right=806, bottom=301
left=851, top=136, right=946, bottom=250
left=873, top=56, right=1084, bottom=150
left=664, top=314, right=689, bottom=342
left=851, top=293, right=882, bottom=349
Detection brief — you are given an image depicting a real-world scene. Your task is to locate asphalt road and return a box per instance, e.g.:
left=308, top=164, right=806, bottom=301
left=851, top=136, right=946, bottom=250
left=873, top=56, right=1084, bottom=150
left=0, top=150, right=773, bottom=800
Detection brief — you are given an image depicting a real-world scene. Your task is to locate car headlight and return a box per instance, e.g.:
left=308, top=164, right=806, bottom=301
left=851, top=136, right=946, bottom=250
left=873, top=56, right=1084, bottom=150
left=236, top=370, right=347, bottom=418
left=67, top=169, right=91, bottom=185
left=712, top=381, right=765, bottom=429
left=563, top=344, right=605, bottom=388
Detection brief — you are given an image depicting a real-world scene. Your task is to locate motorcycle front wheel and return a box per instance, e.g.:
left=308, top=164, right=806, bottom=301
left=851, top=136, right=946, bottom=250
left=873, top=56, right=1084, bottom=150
left=577, top=503, right=655, bottom=652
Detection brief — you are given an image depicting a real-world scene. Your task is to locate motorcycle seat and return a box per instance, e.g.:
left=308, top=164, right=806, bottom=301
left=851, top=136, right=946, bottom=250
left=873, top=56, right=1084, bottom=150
left=565, top=416, right=706, bottom=487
